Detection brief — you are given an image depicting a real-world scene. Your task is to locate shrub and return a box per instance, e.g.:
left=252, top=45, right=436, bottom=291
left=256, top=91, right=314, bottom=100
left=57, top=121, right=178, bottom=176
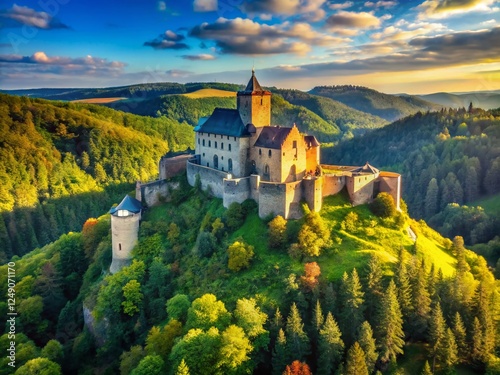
left=227, top=240, right=254, bottom=271
left=197, top=232, right=216, bottom=258
left=371, top=192, right=396, bottom=218
left=225, top=202, right=245, bottom=231
left=268, top=215, right=287, bottom=250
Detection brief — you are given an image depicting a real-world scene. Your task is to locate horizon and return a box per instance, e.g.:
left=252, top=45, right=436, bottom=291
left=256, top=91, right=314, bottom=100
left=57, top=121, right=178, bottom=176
left=1, top=0, right=499, bottom=94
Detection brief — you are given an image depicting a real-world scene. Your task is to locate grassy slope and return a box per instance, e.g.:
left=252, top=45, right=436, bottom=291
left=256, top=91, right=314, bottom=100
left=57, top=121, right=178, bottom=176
left=142, top=189, right=457, bottom=311
left=471, top=193, right=500, bottom=216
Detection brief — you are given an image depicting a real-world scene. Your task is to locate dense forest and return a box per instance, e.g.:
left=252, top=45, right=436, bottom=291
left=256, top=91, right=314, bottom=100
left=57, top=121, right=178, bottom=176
left=309, top=86, right=441, bottom=122
left=0, top=181, right=497, bottom=374
left=323, top=107, right=500, bottom=267
left=0, top=93, right=194, bottom=260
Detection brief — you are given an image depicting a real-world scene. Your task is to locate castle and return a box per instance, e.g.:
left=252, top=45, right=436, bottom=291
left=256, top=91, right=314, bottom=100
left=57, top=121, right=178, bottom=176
left=182, top=70, right=401, bottom=219
left=110, top=70, right=401, bottom=273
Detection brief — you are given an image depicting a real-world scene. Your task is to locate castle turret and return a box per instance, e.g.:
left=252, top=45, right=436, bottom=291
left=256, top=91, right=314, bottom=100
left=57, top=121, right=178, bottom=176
left=109, top=195, right=142, bottom=274
left=237, top=69, right=271, bottom=127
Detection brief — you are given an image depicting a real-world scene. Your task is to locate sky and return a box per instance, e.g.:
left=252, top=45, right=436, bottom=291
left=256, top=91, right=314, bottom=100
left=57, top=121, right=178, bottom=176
left=0, top=0, right=499, bottom=94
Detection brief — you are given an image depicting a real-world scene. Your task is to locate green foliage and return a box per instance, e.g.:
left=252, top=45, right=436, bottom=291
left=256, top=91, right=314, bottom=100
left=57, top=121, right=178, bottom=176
left=122, top=279, right=143, bottom=316
left=268, top=215, right=287, bottom=250
left=224, top=202, right=245, bottom=231
left=197, top=232, right=217, bottom=258
left=175, top=359, right=190, bottom=375
left=297, top=211, right=331, bottom=256
left=378, top=280, right=405, bottom=363
left=317, top=312, right=344, bottom=375
left=371, top=192, right=397, bottom=218
left=14, top=358, right=61, bottom=375
left=145, top=319, right=182, bottom=358
left=166, top=294, right=191, bottom=322
left=342, top=211, right=359, bottom=232
left=345, top=342, right=368, bottom=375
left=120, top=346, right=145, bottom=375
left=40, top=340, right=63, bottom=363
left=358, top=321, right=378, bottom=373
left=219, top=325, right=252, bottom=372
left=186, top=294, right=231, bottom=331
left=285, top=303, right=310, bottom=361
left=130, top=355, right=164, bottom=375
left=227, top=240, right=255, bottom=272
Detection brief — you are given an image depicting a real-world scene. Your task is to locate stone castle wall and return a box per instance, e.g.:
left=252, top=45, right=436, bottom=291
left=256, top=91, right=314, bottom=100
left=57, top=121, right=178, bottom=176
left=159, top=154, right=191, bottom=180
left=378, top=173, right=402, bottom=210
left=138, top=179, right=179, bottom=207
left=258, top=180, right=303, bottom=219
left=322, top=174, right=346, bottom=197
left=223, top=177, right=251, bottom=208
left=303, top=177, right=323, bottom=213
left=347, top=173, right=378, bottom=206
left=187, top=159, right=228, bottom=198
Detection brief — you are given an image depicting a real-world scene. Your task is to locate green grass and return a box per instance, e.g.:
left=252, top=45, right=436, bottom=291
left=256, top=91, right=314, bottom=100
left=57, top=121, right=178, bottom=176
left=471, top=193, right=500, bottom=216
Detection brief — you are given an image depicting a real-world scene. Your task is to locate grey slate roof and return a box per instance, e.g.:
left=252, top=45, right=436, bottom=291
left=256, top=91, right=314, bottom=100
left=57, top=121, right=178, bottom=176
left=110, top=195, right=142, bottom=215
left=254, top=126, right=293, bottom=149
left=352, top=162, right=380, bottom=174
left=305, top=135, right=320, bottom=148
left=194, top=108, right=251, bottom=137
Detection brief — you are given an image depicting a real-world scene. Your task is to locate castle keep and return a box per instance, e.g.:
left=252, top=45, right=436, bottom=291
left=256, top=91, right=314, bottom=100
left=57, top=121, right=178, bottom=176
left=174, top=70, right=402, bottom=219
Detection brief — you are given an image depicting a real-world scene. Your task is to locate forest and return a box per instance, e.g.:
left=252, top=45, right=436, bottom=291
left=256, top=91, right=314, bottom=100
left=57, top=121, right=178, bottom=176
left=323, top=107, right=500, bottom=269
left=0, top=179, right=497, bottom=375
left=0, top=93, right=194, bottom=260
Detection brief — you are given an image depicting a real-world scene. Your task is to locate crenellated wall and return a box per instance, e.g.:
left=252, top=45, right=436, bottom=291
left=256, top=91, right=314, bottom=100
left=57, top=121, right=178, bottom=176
left=138, top=179, right=179, bottom=207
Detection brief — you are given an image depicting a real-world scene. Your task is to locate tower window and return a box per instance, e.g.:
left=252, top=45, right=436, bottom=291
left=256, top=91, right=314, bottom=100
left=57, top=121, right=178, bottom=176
left=221, top=143, right=224, bottom=150
left=119, top=243, right=122, bottom=251
left=215, top=141, right=218, bottom=149
left=214, top=155, right=219, bottom=169
left=207, top=162, right=209, bottom=167
left=234, top=137, right=236, bottom=141
left=209, top=141, right=211, bottom=147
left=229, top=144, right=232, bottom=151
left=293, top=140, right=297, bottom=148
left=228, top=158, right=233, bottom=172
left=268, top=150, right=272, bottom=157
left=261, top=98, right=263, bottom=105
left=259, top=149, right=262, bottom=155
left=203, top=139, right=205, bottom=146
left=198, top=138, right=200, bottom=145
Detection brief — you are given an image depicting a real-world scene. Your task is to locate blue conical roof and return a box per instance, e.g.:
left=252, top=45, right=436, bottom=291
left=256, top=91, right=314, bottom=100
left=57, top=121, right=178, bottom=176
left=109, top=195, right=142, bottom=215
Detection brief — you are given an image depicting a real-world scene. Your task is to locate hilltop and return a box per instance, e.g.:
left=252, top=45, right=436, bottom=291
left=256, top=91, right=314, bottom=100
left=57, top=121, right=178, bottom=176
left=0, top=178, right=496, bottom=374
left=310, top=85, right=442, bottom=122
left=418, top=91, right=500, bottom=110
left=0, top=93, right=194, bottom=259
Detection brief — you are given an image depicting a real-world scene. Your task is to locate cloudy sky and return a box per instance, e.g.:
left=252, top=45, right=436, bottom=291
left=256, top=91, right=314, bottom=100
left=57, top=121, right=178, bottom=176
left=0, top=0, right=499, bottom=94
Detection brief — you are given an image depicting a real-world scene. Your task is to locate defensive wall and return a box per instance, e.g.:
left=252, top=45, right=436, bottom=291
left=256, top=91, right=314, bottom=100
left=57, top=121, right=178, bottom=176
left=159, top=154, right=192, bottom=180
left=136, top=179, right=180, bottom=207
left=186, top=157, right=227, bottom=198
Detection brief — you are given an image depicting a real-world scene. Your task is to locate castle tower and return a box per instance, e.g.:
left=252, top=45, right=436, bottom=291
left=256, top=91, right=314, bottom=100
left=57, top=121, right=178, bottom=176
left=109, top=195, right=142, bottom=274
left=237, top=69, right=272, bottom=127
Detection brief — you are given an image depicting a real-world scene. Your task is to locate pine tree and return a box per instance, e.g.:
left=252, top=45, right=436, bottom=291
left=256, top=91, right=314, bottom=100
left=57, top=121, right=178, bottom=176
left=272, top=329, right=288, bottom=375
left=271, top=308, right=284, bottom=339
left=474, top=281, right=495, bottom=359
left=409, top=259, right=431, bottom=339
left=428, top=302, right=446, bottom=371
left=340, top=268, right=364, bottom=346
left=471, top=317, right=485, bottom=363
left=378, top=280, right=405, bottom=363
left=421, top=360, right=432, bottom=375
left=395, top=251, right=412, bottom=325
left=175, top=359, right=190, bottom=375
left=452, top=312, right=467, bottom=362
left=316, top=312, right=344, bottom=375
left=358, top=321, right=378, bottom=373
left=442, top=328, right=458, bottom=370
left=345, top=342, right=369, bottom=375
left=425, top=178, right=439, bottom=217
left=365, top=255, right=383, bottom=325
left=313, top=299, right=324, bottom=333
left=286, top=303, right=310, bottom=361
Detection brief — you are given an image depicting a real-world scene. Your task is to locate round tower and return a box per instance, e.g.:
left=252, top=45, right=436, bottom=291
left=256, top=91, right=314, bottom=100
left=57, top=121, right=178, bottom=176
left=109, top=195, right=142, bottom=274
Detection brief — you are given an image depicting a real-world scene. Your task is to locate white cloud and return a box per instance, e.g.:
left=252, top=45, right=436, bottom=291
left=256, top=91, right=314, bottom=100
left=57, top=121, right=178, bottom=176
left=194, top=0, right=217, bottom=12
left=328, top=1, right=354, bottom=10
left=0, top=4, right=68, bottom=29
left=364, top=1, right=397, bottom=8
left=418, top=0, right=498, bottom=19
left=241, top=0, right=326, bottom=18
left=181, top=54, right=216, bottom=60
left=325, top=11, right=382, bottom=32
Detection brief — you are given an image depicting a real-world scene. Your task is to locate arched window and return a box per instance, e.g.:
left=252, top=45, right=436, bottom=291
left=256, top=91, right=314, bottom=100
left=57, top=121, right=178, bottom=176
left=264, top=165, right=270, bottom=180
left=228, top=158, right=233, bottom=172
left=213, top=155, right=219, bottom=169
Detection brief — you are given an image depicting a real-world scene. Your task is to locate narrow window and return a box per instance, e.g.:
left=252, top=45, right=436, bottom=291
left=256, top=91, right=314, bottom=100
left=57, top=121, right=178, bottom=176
left=268, top=150, right=272, bottom=157
left=229, top=144, right=232, bottom=151
left=209, top=140, right=211, bottom=147
left=207, top=162, right=209, bottom=167
left=119, top=243, right=122, bottom=251
left=293, top=140, right=297, bottom=148
left=221, top=143, right=224, bottom=150
left=261, top=98, right=263, bottom=105
left=228, top=158, right=233, bottom=172
left=259, top=149, right=262, bottom=155
left=215, top=141, right=218, bottom=149
left=198, top=138, right=200, bottom=145
left=227, top=136, right=229, bottom=140
left=214, top=155, right=218, bottom=169
left=203, top=139, right=205, bottom=146
left=234, top=137, right=236, bottom=141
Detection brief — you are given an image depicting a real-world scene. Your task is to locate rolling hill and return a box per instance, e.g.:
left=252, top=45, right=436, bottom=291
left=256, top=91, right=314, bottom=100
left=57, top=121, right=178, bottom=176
left=309, top=85, right=442, bottom=122
left=418, top=91, right=500, bottom=110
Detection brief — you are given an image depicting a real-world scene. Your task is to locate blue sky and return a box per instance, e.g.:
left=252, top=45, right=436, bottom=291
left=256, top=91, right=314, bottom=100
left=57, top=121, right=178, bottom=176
left=0, top=0, right=499, bottom=93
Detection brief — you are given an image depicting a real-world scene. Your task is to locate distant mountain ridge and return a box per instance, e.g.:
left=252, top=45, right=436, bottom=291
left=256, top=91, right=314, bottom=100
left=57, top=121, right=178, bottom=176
left=309, top=85, right=442, bottom=122
left=418, top=91, right=500, bottom=110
